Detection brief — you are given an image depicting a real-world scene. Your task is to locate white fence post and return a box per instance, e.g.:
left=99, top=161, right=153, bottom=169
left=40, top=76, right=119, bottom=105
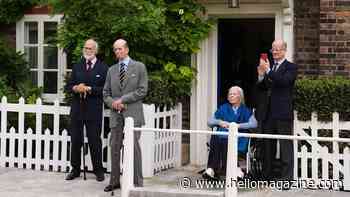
left=332, top=112, right=340, bottom=181
left=225, top=123, right=238, bottom=197
left=141, top=104, right=155, bottom=177
left=35, top=98, right=42, bottom=170
left=53, top=99, right=60, bottom=171
left=18, top=98, right=25, bottom=168
left=0, top=97, right=8, bottom=167
left=311, top=112, right=318, bottom=181
left=343, top=147, right=350, bottom=190
left=121, top=117, right=135, bottom=197
left=175, top=103, right=182, bottom=168
left=300, top=145, right=308, bottom=179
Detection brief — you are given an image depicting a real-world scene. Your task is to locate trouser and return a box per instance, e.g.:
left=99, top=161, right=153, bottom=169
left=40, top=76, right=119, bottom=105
left=70, top=119, right=103, bottom=173
left=207, top=135, right=228, bottom=174
left=262, top=116, right=294, bottom=181
left=109, top=114, right=143, bottom=186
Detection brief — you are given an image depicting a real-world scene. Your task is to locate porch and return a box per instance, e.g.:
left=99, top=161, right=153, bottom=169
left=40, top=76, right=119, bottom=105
left=1, top=166, right=348, bottom=197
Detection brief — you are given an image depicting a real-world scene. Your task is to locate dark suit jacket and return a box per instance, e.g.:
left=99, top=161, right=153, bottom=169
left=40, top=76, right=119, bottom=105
left=66, top=58, right=108, bottom=121
left=255, top=60, right=298, bottom=123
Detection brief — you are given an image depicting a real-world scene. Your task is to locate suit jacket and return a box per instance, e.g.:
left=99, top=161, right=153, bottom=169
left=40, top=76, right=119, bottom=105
left=103, top=59, right=148, bottom=128
left=255, top=60, right=298, bottom=122
left=65, top=58, right=108, bottom=121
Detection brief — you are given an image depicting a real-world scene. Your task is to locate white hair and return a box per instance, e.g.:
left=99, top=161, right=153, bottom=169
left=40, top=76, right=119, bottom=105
left=85, top=38, right=98, bottom=53
left=228, top=86, right=245, bottom=105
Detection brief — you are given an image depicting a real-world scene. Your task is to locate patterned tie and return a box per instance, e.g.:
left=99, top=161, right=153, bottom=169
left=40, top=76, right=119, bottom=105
left=86, top=60, right=92, bottom=71
left=272, top=62, right=278, bottom=72
left=120, top=62, right=126, bottom=87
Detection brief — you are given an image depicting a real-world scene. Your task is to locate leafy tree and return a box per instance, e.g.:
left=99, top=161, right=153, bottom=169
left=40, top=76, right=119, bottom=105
left=0, top=36, right=42, bottom=102
left=0, top=0, right=40, bottom=24
left=46, top=0, right=212, bottom=106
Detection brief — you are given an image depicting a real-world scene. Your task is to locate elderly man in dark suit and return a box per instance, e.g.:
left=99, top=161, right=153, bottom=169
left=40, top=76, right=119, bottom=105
left=65, top=39, right=108, bottom=182
left=103, top=39, right=148, bottom=192
left=256, top=39, right=297, bottom=185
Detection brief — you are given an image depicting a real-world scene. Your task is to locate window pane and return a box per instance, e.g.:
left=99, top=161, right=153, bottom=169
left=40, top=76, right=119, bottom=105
left=44, top=22, right=57, bottom=44
left=24, top=47, right=38, bottom=68
left=44, top=46, right=58, bottom=69
left=44, top=72, right=58, bottom=93
left=31, top=71, right=38, bottom=86
left=24, top=22, right=38, bottom=44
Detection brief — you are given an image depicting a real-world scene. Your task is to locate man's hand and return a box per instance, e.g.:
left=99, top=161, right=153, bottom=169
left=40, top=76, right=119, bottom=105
left=73, top=83, right=92, bottom=98
left=258, top=58, right=270, bottom=74
left=112, top=99, right=125, bottom=112
left=219, top=120, right=230, bottom=129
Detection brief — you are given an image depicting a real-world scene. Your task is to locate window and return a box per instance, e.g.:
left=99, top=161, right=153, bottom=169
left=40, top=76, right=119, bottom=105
left=16, top=15, right=67, bottom=102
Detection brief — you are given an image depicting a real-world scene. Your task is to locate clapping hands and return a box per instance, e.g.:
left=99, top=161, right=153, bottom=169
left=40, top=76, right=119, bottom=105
left=257, top=58, right=270, bottom=76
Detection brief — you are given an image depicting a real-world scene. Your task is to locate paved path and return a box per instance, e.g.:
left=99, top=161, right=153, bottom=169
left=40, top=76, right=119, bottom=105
left=0, top=167, right=349, bottom=197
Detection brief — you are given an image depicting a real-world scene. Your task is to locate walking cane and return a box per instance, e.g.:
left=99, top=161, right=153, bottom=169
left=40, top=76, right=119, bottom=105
left=80, top=93, right=87, bottom=180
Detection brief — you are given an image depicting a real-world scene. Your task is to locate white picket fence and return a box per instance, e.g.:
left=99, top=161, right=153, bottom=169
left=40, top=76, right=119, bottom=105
left=0, top=97, right=182, bottom=177
left=122, top=118, right=350, bottom=197
left=294, top=111, right=350, bottom=189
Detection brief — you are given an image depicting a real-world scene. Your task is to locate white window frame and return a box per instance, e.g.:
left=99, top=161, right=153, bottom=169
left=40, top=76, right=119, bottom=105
left=16, top=14, right=67, bottom=102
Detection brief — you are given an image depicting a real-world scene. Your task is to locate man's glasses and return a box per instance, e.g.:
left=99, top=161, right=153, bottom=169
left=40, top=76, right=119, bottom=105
left=270, top=48, right=285, bottom=52
left=84, top=47, right=94, bottom=51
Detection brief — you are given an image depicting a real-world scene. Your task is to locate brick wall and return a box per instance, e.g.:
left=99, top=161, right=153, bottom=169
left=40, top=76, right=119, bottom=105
left=295, top=0, right=350, bottom=77
left=0, top=24, right=16, bottom=48
left=294, top=0, right=320, bottom=76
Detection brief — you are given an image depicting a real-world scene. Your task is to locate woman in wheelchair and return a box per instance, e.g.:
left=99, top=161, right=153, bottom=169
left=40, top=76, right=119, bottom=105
left=203, top=86, right=257, bottom=180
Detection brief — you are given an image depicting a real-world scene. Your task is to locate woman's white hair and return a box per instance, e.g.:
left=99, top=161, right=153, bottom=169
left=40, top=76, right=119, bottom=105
left=228, top=86, right=245, bottom=105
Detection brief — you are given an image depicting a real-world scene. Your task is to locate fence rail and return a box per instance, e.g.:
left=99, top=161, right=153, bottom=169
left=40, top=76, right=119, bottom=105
left=122, top=118, right=350, bottom=197
left=0, top=97, right=182, bottom=177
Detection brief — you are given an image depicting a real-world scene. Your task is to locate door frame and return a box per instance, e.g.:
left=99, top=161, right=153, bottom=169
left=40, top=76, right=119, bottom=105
left=190, top=2, right=294, bottom=165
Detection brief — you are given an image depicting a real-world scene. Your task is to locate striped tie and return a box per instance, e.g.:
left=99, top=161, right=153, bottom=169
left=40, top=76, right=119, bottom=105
left=120, top=63, right=126, bottom=87
left=272, top=62, right=278, bottom=72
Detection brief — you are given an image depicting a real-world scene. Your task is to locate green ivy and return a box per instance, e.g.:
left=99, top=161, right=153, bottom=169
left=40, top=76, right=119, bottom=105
left=0, top=36, right=42, bottom=103
left=46, top=0, right=212, bottom=106
left=0, top=0, right=40, bottom=24
left=294, top=77, right=350, bottom=121
left=145, top=62, right=196, bottom=107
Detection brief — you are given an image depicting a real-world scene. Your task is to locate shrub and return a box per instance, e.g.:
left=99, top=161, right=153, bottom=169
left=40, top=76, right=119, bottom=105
left=294, top=77, right=350, bottom=121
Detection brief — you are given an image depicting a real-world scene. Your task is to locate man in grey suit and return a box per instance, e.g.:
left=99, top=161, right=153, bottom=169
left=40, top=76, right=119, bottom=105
left=103, top=39, right=148, bottom=192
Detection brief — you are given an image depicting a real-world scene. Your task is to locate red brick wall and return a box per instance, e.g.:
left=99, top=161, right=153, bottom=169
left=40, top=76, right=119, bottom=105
left=295, top=0, right=350, bottom=77
left=294, top=0, right=320, bottom=76
left=0, top=24, right=16, bottom=47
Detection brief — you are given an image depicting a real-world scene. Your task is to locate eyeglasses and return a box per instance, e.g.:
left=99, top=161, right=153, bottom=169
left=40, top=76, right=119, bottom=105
left=84, top=47, right=94, bottom=50
left=270, top=48, right=285, bottom=52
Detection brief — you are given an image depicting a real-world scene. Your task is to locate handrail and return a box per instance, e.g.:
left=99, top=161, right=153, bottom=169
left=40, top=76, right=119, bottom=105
left=123, top=118, right=350, bottom=197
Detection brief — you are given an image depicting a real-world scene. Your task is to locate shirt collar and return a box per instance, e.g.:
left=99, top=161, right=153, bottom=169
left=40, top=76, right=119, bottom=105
left=232, top=104, right=240, bottom=112
left=275, top=58, right=286, bottom=66
left=119, top=56, right=130, bottom=66
left=86, top=57, right=97, bottom=68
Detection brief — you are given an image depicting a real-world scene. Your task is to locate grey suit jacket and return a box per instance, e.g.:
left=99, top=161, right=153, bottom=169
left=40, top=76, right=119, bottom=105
left=103, top=59, right=148, bottom=128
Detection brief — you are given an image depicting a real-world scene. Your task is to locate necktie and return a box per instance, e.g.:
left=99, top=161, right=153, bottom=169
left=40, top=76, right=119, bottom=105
left=272, top=62, right=278, bottom=72
left=120, top=63, right=126, bottom=87
left=86, top=60, right=92, bottom=71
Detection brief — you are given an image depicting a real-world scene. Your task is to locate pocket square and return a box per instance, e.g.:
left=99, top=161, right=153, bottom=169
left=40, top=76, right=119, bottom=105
left=96, top=75, right=101, bottom=77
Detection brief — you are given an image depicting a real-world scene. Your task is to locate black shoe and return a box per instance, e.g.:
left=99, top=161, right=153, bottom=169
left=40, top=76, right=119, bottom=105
left=104, top=184, right=120, bottom=192
left=95, top=171, right=105, bottom=182
left=65, top=171, right=80, bottom=180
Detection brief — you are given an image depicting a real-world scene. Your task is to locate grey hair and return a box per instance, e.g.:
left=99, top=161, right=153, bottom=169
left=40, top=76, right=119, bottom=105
left=85, top=38, right=98, bottom=53
left=228, top=86, right=245, bottom=105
